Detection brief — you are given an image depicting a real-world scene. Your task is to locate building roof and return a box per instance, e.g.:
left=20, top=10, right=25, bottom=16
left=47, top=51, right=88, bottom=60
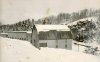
left=5, top=25, right=70, bottom=34
left=0, top=33, right=8, bottom=34
left=7, top=31, right=28, bottom=33
left=35, top=24, right=70, bottom=32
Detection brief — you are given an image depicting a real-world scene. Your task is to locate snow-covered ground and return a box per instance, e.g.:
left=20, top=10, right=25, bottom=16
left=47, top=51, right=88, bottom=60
left=72, top=40, right=100, bottom=52
left=0, top=37, right=100, bottom=62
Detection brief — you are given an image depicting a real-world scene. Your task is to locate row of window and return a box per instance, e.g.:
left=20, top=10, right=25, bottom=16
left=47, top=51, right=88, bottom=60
left=56, top=44, right=67, bottom=48
left=39, top=43, right=47, bottom=47
left=7, top=37, right=27, bottom=40
left=39, top=43, right=67, bottom=48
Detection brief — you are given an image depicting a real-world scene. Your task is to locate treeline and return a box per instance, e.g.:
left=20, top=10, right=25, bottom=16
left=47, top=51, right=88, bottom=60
left=68, top=19, right=96, bottom=43
left=0, top=19, right=32, bottom=32
left=35, top=9, right=100, bottom=24
left=0, top=9, right=100, bottom=32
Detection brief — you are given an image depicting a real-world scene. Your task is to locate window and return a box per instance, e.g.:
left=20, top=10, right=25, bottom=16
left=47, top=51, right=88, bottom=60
left=65, top=44, right=67, bottom=48
left=20, top=38, right=22, bottom=40
left=65, top=41, right=67, bottom=48
left=24, top=38, right=26, bottom=40
left=39, top=43, right=47, bottom=47
left=56, top=45, right=58, bottom=48
left=30, top=40, right=32, bottom=43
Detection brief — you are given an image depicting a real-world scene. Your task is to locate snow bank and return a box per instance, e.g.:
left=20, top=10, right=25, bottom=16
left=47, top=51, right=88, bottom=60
left=0, top=37, right=100, bottom=62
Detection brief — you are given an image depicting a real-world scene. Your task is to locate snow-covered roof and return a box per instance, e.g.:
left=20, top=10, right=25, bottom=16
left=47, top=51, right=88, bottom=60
left=5, top=25, right=70, bottom=34
left=35, top=24, right=70, bottom=32
left=7, top=31, right=29, bottom=33
left=0, top=33, right=8, bottom=34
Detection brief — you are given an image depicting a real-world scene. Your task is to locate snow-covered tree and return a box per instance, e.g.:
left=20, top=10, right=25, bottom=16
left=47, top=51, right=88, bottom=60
left=68, top=19, right=96, bottom=43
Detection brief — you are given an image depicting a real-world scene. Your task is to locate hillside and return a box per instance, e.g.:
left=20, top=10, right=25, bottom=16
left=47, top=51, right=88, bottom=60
left=68, top=16, right=100, bottom=43
left=0, top=37, right=100, bottom=62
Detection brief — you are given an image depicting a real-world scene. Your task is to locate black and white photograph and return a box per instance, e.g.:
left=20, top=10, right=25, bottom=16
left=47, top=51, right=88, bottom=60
left=0, top=0, right=100, bottom=62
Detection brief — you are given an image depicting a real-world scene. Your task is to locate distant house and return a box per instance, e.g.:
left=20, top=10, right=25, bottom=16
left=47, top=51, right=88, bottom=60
left=0, top=25, right=72, bottom=50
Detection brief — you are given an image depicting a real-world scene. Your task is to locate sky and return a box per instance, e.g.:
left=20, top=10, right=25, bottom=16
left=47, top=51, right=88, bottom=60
left=0, top=0, right=100, bottom=24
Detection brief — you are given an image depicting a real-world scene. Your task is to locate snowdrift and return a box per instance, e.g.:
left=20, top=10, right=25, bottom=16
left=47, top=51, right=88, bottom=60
left=0, top=37, right=100, bottom=62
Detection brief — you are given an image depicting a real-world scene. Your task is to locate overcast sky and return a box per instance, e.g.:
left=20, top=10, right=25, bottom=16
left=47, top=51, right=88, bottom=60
left=0, top=0, right=100, bottom=24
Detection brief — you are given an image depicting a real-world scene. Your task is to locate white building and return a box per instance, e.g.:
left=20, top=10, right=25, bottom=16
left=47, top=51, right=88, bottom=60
left=32, top=25, right=72, bottom=50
